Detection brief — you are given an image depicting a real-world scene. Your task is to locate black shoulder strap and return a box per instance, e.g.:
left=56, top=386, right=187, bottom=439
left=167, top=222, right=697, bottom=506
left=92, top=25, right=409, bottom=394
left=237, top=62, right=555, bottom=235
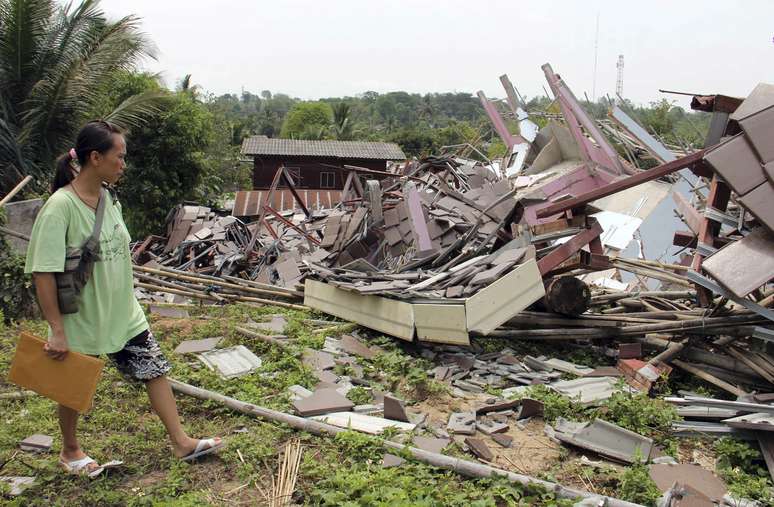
left=83, top=187, right=108, bottom=254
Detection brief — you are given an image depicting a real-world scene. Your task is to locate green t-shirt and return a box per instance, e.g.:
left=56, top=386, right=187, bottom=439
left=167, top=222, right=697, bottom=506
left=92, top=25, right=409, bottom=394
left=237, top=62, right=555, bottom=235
left=24, top=188, right=148, bottom=355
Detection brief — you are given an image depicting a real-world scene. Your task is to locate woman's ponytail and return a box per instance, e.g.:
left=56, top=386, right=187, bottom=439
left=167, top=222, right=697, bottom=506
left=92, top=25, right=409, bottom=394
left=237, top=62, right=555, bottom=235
left=52, top=150, right=77, bottom=193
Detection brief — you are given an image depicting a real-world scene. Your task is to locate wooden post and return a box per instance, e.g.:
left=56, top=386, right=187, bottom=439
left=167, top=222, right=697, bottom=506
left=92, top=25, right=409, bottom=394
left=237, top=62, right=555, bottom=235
left=543, top=277, right=590, bottom=316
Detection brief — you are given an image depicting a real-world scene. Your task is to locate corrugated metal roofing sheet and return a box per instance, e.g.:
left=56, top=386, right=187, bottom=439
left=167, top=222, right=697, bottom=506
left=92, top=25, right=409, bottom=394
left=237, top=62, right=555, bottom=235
left=240, top=137, right=406, bottom=160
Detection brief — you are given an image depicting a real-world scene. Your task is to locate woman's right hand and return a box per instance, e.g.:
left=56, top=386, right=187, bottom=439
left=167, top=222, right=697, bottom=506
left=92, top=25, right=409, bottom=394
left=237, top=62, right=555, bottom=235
left=45, top=331, right=69, bottom=360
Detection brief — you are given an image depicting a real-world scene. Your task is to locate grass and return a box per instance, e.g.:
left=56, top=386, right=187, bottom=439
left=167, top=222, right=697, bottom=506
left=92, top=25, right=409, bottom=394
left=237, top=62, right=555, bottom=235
left=0, top=304, right=575, bottom=506
left=2, top=303, right=771, bottom=506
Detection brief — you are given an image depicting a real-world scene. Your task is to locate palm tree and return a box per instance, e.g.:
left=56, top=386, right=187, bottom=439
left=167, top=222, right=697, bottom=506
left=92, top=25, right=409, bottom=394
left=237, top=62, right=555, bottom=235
left=178, top=73, right=201, bottom=101
left=331, top=101, right=353, bottom=140
left=0, top=0, right=166, bottom=195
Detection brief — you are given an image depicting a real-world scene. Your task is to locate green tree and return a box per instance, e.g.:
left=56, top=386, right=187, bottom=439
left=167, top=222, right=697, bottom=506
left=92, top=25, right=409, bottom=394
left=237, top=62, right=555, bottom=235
left=0, top=0, right=164, bottom=195
left=388, top=127, right=436, bottom=157
left=331, top=102, right=354, bottom=140
left=280, top=101, right=332, bottom=139
left=102, top=77, right=217, bottom=237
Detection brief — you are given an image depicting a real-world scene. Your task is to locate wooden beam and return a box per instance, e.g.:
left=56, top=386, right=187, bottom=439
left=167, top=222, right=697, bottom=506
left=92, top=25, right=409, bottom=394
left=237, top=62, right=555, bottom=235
left=536, top=150, right=705, bottom=218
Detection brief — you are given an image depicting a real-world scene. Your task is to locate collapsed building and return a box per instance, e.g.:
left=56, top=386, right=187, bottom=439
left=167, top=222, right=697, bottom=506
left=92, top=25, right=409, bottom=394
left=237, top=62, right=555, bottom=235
left=113, top=64, right=774, bottom=505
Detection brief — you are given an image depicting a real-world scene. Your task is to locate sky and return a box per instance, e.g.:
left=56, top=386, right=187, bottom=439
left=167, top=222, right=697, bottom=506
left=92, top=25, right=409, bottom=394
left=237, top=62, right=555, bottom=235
left=99, top=0, right=774, bottom=108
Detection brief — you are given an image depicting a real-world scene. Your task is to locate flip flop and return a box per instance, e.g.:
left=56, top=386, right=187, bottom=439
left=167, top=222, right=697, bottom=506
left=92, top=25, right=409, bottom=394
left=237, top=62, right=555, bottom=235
left=181, top=438, right=223, bottom=462
left=59, top=455, right=105, bottom=479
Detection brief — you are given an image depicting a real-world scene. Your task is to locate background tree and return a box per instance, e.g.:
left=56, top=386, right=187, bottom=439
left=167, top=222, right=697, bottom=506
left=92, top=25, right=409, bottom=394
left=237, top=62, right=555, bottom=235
left=331, top=102, right=354, bottom=140
left=280, top=101, right=333, bottom=139
left=92, top=71, right=217, bottom=237
left=0, top=0, right=164, bottom=195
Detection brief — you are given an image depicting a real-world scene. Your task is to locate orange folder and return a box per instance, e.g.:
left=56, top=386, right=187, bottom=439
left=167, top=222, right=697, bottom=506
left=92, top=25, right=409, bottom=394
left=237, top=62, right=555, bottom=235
left=8, top=332, right=104, bottom=413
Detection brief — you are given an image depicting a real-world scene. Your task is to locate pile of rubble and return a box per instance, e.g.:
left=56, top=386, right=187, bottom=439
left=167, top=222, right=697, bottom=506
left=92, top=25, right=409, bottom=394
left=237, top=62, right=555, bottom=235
left=118, top=64, right=774, bottom=505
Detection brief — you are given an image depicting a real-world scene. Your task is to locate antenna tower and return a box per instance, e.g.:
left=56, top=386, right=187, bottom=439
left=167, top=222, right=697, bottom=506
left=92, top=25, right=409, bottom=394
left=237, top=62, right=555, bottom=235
left=616, top=54, right=624, bottom=97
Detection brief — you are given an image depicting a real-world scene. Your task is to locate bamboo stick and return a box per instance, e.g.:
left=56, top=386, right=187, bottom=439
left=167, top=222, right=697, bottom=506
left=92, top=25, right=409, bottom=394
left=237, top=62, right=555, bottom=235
left=486, top=314, right=766, bottom=340
left=726, top=347, right=774, bottom=384
left=0, top=390, right=37, bottom=400
left=134, top=265, right=297, bottom=300
left=671, top=359, right=748, bottom=397
left=235, top=326, right=289, bottom=348
left=167, top=378, right=643, bottom=507
left=221, top=274, right=303, bottom=298
left=0, top=226, right=30, bottom=242
left=0, top=175, right=33, bottom=207
left=135, top=281, right=307, bottom=310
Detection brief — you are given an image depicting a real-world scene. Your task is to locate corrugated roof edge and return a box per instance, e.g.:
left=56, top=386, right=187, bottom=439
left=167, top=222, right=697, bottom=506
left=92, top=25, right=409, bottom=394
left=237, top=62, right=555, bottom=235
left=240, top=137, right=406, bottom=160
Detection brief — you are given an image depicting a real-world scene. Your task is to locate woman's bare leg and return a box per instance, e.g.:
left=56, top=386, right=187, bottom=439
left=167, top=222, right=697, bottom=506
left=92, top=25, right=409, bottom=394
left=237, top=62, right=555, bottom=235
left=58, top=404, right=100, bottom=471
left=145, top=376, right=221, bottom=457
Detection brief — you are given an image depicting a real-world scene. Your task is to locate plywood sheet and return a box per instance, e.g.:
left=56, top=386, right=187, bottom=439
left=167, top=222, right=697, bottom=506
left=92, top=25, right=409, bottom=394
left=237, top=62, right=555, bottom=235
left=304, top=279, right=415, bottom=341
left=414, top=304, right=469, bottom=345
left=465, top=258, right=545, bottom=335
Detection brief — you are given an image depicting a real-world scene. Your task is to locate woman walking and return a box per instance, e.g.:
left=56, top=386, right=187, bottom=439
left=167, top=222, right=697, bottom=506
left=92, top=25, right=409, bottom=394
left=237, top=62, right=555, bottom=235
left=24, top=120, right=222, bottom=477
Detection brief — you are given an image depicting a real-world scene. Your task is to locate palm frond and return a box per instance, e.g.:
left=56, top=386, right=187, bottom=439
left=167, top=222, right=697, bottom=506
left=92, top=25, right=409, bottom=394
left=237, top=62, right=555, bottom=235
left=103, top=90, right=170, bottom=131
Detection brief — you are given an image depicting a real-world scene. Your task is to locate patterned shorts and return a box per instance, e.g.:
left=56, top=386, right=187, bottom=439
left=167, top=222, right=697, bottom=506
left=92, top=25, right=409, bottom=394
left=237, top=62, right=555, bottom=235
left=107, top=330, right=171, bottom=382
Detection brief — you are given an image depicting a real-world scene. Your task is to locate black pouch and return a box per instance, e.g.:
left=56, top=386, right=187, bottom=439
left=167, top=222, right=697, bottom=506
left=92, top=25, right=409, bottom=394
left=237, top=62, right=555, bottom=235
left=55, top=188, right=107, bottom=314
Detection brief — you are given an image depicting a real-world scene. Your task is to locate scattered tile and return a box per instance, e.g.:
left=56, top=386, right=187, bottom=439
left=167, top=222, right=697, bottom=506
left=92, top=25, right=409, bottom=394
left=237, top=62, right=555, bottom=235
left=303, top=348, right=336, bottom=371
left=649, top=464, right=727, bottom=502
left=553, top=418, right=654, bottom=464
left=292, top=388, right=354, bottom=417
left=447, top=412, right=476, bottom=435
left=19, top=434, right=52, bottom=453
left=412, top=436, right=450, bottom=454
left=312, top=412, right=415, bottom=434
left=453, top=379, right=484, bottom=393
left=583, top=366, right=623, bottom=378
left=287, top=385, right=313, bottom=401
left=382, top=454, right=405, bottom=468
left=618, top=343, right=642, bottom=360
left=517, top=398, right=544, bottom=419
left=475, top=399, right=520, bottom=415
left=0, top=476, right=35, bottom=496
left=174, top=337, right=222, bottom=355
left=149, top=305, right=189, bottom=319
left=339, top=334, right=378, bottom=359
left=196, top=345, right=262, bottom=379
left=464, top=437, right=494, bottom=462
left=251, top=315, right=288, bottom=334
left=477, top=420, right=509, bottom=435
left=491, top=433, right=513, bottom=448
left=313, top=370, right=339, bottom=385
left=384, top=395, right=410, bottom=423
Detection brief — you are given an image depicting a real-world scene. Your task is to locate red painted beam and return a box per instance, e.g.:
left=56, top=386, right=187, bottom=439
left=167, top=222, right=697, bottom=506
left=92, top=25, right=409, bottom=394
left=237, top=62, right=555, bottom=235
left=538, top=218, right=604, bottom=275
left=536, top=150, right=705, bottom=219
